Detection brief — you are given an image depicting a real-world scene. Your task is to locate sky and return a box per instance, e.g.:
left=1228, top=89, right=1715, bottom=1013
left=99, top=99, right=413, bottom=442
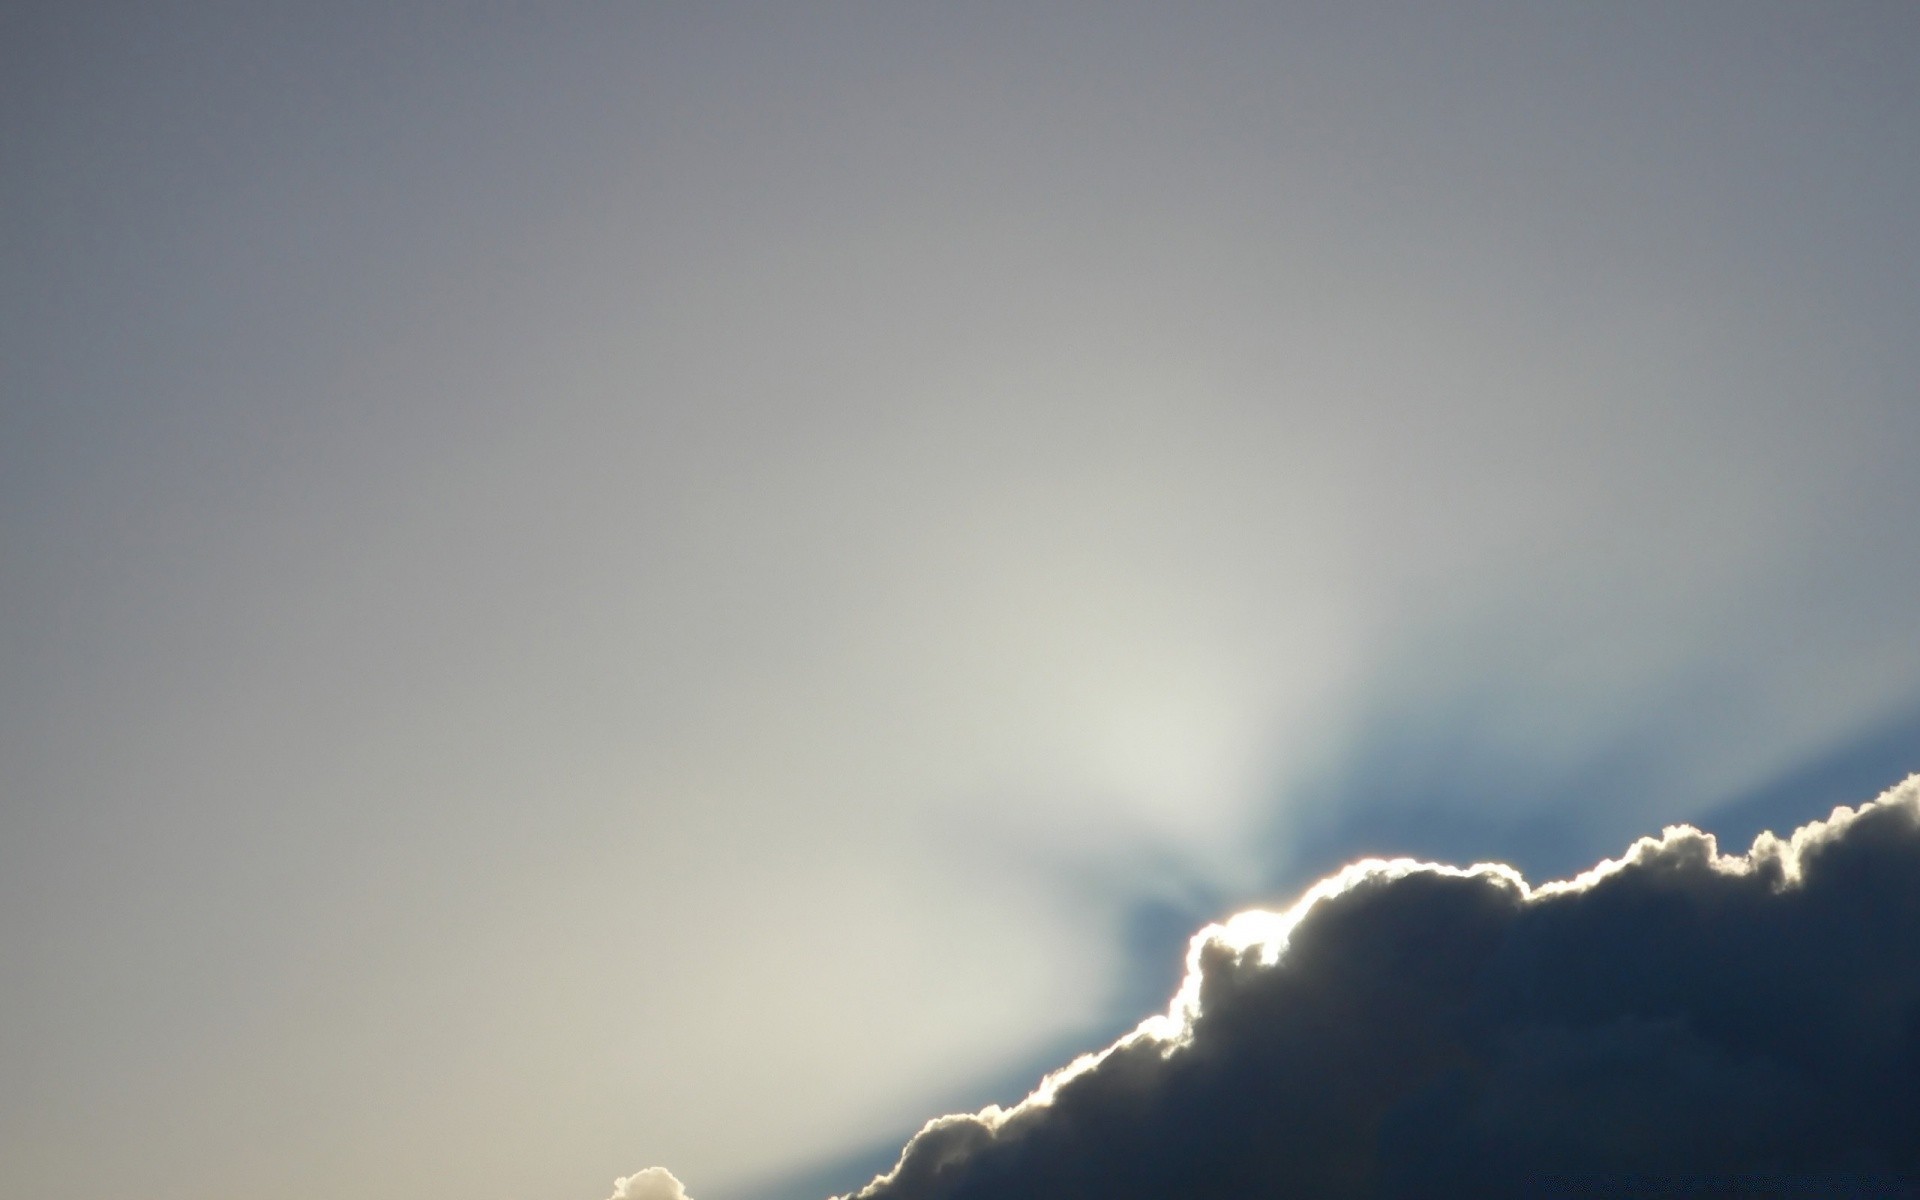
left=3, top=4, right=1920, bottom=1199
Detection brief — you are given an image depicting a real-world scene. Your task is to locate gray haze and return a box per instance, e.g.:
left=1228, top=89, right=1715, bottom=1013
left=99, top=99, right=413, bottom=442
left=3, top=5, right=1919, bottom=1199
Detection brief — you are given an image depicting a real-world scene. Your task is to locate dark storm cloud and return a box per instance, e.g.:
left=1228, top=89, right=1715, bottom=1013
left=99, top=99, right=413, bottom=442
left=846, top=779, right=1920, bottom=1198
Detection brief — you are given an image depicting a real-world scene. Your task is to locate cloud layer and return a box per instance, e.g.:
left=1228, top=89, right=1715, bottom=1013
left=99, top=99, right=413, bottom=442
left=846, top=779, right=1920, bottom=1198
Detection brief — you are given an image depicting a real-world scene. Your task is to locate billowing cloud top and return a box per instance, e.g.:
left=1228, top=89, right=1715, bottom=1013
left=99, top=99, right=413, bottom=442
left=845, top=779, right=1920, bottom=1198
left=608, top=1167, right=693, bottom=1200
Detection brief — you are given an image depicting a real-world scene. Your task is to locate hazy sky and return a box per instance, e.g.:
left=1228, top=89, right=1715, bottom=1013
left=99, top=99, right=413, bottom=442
left=4, top=5, right=1920, bottom=1199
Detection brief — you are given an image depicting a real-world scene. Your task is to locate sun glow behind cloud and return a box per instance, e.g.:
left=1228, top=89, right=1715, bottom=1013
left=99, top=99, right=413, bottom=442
left=6, top=7, right=1920, bottom=1200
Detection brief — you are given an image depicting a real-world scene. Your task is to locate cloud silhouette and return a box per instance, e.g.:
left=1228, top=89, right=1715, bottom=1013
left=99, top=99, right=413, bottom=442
left=608, top=1166, right=694, bottom=1200
left=845, top=778, right=1920, bottom=1198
